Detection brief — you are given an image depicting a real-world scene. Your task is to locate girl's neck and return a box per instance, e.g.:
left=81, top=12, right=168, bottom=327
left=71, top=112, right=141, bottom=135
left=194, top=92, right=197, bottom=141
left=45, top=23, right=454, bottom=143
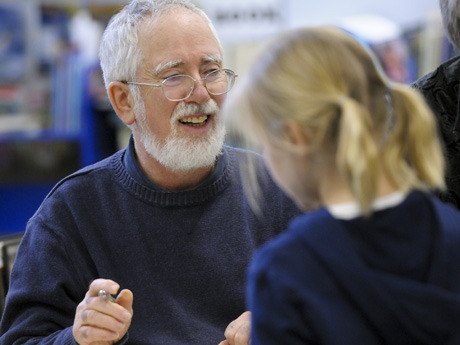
left=320, top=173, right=399, bottom=207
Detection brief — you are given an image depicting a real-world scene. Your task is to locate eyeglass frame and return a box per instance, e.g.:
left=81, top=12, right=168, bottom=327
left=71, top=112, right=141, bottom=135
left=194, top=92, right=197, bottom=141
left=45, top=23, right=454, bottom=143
left=121, top=68, right=237, bottom=101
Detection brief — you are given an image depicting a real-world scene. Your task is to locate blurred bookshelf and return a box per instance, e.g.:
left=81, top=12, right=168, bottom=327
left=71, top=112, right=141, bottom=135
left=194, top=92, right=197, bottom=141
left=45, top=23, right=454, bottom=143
left=337, top=13, right=455, bottom=84
left=0, top=1, right=125, bottom=235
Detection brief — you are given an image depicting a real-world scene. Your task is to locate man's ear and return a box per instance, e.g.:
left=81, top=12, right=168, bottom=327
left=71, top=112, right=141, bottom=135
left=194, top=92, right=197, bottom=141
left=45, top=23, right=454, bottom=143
left=107, top=81, right=136, bottom=125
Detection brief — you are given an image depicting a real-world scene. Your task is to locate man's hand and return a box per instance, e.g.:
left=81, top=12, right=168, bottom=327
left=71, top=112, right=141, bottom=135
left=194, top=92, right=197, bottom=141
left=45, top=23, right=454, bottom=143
left=73, top=278, right=133, bottom=345
left=218, top=311, right=251, bottom=345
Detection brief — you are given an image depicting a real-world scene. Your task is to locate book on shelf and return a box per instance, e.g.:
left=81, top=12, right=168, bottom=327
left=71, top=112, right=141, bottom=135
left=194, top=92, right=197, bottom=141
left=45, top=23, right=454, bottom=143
left=0, top=4, right=28, bottom=83
left=51, top=50, right=84, bottom=134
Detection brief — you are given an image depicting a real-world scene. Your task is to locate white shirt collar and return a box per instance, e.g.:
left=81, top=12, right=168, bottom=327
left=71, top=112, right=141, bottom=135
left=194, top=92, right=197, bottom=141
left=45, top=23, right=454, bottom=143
left=327, top=191, right=407, bottom=220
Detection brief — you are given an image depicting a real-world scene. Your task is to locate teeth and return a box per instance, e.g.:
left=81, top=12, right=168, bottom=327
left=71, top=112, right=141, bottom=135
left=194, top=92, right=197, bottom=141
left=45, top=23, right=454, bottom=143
left=180, top=115, right=208, bottom=124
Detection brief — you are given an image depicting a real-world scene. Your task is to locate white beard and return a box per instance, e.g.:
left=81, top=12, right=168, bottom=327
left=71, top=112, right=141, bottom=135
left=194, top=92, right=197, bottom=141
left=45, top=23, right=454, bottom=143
left=133, top=97, right=226, bottom=172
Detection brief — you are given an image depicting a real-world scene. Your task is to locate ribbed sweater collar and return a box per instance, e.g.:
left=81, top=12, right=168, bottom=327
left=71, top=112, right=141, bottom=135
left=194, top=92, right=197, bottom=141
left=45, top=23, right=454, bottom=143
left=110, top=138, right=232, bottom=207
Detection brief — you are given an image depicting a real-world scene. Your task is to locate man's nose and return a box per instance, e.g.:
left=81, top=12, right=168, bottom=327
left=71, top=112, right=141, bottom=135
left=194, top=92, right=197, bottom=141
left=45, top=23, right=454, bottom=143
left=186, top=77, right=211, bottom=104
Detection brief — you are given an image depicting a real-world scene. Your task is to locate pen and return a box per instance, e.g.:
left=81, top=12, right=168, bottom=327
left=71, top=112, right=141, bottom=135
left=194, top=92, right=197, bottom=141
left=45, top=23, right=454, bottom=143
left=98, top=289, right=116, bottom=303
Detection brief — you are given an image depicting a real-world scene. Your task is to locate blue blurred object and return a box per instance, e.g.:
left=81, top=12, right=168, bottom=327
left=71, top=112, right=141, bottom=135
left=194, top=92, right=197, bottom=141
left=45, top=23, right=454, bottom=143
left=0, top=4, right=27, bottom=83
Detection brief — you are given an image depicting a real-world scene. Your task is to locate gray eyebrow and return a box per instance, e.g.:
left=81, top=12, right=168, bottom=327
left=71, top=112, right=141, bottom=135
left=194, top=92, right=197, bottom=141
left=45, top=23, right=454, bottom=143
left=153, top=54, right=223, bottom=76
left=203, top=54, right=222, bottom=66
left=153, top=60, right=183, bottom=75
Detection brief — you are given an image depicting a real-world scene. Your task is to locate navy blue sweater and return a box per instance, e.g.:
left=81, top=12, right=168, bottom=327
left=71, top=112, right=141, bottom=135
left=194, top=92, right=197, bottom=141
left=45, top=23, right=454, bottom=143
left=247, top=191, right=460, bottom=345
left=0, top=143, right=300, bottom=344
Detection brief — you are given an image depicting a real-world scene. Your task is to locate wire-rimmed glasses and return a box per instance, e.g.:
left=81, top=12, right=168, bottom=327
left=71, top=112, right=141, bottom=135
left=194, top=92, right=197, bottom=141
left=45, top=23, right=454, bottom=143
left=123, top=69, right=237, bottom=101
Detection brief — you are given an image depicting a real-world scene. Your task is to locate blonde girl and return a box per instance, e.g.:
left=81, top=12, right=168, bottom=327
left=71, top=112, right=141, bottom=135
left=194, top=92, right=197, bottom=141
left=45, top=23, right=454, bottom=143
left=224, top=26, right=460, bottom=345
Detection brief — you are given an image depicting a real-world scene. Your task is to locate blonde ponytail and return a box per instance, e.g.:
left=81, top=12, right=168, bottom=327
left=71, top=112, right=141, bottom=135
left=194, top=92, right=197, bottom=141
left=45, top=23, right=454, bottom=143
left=336, top=96, right=379, bottom=215
left=382, top=84, right=445, bottom=192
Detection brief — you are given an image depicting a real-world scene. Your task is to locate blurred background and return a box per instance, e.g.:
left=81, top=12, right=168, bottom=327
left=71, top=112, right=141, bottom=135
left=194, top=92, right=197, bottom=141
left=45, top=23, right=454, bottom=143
left=0, top=0, right=448, bottom=235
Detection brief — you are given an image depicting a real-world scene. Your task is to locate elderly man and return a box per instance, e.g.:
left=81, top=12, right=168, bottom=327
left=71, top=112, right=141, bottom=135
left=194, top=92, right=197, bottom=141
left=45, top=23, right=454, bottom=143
left=412, top=0, right=460, bottom=209
left=0, top=1, right=300, bottom=344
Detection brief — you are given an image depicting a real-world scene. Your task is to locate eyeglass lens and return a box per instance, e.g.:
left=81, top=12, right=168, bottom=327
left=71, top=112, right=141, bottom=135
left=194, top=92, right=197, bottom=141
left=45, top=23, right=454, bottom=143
left=162, top=70, right=234, bottom=101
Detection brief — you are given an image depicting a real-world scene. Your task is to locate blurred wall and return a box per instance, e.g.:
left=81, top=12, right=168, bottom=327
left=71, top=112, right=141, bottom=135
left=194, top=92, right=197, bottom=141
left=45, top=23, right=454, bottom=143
left=199, top=0, right=439, bottom=43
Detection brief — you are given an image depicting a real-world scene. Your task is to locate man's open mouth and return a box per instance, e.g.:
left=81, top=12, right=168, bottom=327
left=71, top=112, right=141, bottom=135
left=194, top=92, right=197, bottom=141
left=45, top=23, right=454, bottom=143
left=179, top=115, right=209, bottom=127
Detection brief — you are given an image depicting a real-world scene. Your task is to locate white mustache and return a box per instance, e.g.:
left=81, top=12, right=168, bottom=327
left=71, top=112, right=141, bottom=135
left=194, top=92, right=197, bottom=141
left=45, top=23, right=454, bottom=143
left=171, top=99, right=220, bottom=121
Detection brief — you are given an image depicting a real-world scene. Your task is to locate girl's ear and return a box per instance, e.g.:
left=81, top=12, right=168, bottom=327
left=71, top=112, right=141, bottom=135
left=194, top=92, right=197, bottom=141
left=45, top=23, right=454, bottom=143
left=284, top=119, right=310, bottom=146
left=107, top=81, right=136, bottom=125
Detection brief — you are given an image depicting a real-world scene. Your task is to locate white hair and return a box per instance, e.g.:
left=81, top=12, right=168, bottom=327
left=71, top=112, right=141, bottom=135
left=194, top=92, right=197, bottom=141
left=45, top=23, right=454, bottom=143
left=439, top=0, right=460, bottom=51
left=99, top=0, right=222, bottom=88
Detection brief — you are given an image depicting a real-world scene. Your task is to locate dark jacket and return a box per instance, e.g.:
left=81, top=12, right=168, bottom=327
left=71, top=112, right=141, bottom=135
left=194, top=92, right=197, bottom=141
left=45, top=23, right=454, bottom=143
left=247, top=191, right=460, bottom=345
left=412, top=55, right=460, bottom=208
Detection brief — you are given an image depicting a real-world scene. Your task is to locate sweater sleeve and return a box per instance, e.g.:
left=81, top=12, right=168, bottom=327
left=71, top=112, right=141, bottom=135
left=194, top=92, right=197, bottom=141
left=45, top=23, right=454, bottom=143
left=0, top=212, right=89, bottom=344
left=246, top=249, right=316, bottom=345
